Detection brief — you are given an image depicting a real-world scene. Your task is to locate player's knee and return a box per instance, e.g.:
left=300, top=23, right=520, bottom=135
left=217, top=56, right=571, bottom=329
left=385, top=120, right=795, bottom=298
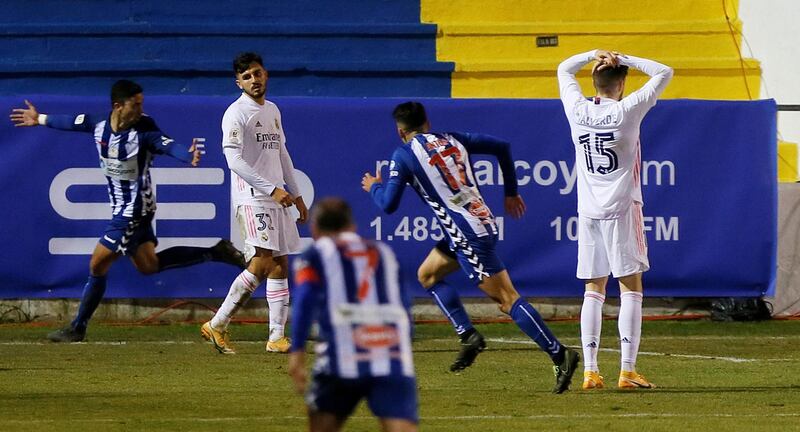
left=269, top=257, right=289, bottom=279
left=88, top=261, right=106, bottom=277
left=498, top=295, right=520, bottom=314
left=494, top=285, right=520, bottom=314
left=136, top=262, right=159, bottom=275
left=417, top=267, right=437, bottom=289
left=248, top=257, right=274, bottom=280
left=88, top=257, right=112, bottom=277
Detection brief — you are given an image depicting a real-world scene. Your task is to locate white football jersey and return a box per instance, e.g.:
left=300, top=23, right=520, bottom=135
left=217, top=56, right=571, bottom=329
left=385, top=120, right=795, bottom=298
left=221, top=94, right=300, bottom=208
left=558, top=50, right=673, bottom=219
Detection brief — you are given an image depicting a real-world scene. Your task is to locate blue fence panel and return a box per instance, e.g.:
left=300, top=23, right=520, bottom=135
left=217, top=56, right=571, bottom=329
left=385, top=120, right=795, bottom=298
left=0, top=96, right=777, bottom=299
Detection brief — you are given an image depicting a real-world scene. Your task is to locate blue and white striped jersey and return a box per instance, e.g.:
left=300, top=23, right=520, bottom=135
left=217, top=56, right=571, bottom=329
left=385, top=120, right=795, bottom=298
left=45, top=113, right=193, bottom=219
left=370, top=132, right=518, bottom=243
left=291, top=232, right=414, bottom=379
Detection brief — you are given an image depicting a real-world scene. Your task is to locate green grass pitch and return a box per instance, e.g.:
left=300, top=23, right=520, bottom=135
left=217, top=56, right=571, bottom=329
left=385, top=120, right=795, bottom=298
left=1, top=320, right=799, bottom=431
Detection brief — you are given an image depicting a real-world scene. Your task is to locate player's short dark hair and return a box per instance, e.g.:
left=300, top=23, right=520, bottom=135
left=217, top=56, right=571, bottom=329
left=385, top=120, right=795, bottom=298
left=392, top=101, right=427, bottom=131
left=592, top=65, right=629, bottom=93
left=233, top=52, right=264, bottom=75
left=110, top=80, right=143, bottom=105
left=312, top=197, right=354, bottom=233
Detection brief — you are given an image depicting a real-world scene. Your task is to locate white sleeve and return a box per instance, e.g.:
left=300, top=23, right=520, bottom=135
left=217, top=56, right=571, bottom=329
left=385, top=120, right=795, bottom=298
left=221, top=110, right=277, bottom=196
left=221, top=109, right=244, bottom=153
left=557, top=50, right=597, bottom=110
left=223, top=148, right=278, bottom=196
left=619, top=54, right=674, bottom=115
left=276, top=108, right=301, bottom=197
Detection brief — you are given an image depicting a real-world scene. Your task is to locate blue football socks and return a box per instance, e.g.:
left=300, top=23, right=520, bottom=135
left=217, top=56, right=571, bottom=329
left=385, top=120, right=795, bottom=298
left=70, top=275, right=107, bottom=332
left=427, top=281, right=474, bottom=337
left=510, top=298, right=564, bottom=363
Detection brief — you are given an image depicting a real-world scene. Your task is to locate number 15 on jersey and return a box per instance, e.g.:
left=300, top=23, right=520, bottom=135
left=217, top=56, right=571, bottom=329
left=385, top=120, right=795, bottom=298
left=580, top=132, right=618, bottom=175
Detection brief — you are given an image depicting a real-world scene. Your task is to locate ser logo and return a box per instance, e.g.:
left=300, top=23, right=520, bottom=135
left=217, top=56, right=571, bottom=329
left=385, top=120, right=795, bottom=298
left=49, top=164, right=316, bottom=255
left=48, top=166, right=225, bottom=255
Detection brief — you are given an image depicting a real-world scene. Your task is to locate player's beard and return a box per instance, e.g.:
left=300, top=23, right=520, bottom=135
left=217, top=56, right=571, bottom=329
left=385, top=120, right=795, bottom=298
left=247, top=83, right=266, bottom=100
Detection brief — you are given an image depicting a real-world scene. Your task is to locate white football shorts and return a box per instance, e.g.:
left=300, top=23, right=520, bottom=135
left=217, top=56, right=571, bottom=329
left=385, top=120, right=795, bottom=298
left=576, top=202, right=650, bottom=279
left=236, top=204, right=300, bottom=261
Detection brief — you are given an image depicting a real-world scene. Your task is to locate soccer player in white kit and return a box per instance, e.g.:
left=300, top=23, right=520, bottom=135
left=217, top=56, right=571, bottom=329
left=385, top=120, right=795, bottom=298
left=202, top=52, right=309, bottom=354
left=557, top=49, right=672, bottom=389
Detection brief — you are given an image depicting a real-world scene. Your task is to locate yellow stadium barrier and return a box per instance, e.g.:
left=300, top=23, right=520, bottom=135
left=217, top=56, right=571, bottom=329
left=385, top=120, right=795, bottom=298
left=422, top=0, right=761, bottom=100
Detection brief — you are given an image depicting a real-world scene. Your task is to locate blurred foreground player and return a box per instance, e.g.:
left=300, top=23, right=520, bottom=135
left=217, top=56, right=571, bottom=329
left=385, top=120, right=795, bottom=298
left=557, top=49, right=672, bottom=389
left=288, top=198, right=418, bottom=432
left=362, top=102, right=579, bottom=393
left=9, top=80, right=245, bottom=342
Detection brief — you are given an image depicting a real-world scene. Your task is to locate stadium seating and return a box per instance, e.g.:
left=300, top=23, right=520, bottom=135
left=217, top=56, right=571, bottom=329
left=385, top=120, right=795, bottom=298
left=421, top=0, right=762, bottom=99
left=0, top=0, right=453, bottom=96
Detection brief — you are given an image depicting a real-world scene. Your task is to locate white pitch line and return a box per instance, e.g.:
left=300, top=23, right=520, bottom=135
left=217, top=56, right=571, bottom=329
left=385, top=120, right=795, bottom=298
left=0, top=341, right=264, bottom=346
left=485, top=338, right=793, bottom=363
left=1, top=413, right=798, bottom=425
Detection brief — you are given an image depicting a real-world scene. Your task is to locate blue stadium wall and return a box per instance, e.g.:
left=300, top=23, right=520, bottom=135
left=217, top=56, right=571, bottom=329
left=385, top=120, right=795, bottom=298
left=0, top=96, right=777, bottom=299
left=0, top=0, right=452, bottom=96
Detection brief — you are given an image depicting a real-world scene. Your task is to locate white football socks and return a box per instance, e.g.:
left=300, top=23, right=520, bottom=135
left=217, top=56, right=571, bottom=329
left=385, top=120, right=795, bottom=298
left=581, top=291, right=605, bottom=372
left=211, top=270, right=260, bottom=331
left=266, top=278, right=290, bottom=342
left=619, top=291, right=644, bottom=373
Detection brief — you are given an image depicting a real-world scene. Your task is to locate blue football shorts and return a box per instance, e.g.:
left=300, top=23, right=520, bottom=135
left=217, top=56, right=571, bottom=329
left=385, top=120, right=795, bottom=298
left=99, top=213, right=157, bottom=256
left=306, top=373, right=418, bottom=423
left=435, top=232, right=506, bottom=282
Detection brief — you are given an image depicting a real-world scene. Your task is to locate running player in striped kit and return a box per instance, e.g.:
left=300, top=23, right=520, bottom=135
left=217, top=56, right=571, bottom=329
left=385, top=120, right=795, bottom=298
left=289, top=198, right=417, bottom=432
left=202, top=52, right=308, bottom=354
left=9, top=80, right=246, bottom=342
left=557, top=50, right=672, bottom=389
left=362, top=102, right=579, bottom=393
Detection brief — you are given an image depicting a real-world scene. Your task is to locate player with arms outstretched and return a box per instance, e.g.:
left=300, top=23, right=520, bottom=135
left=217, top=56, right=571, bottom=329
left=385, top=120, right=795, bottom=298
left=362, top=102, right=579, bottom=393
left=557, top=49, right=672, bottom=389
left=201, top=52, right=308, bottom=354
left=9, top=80, right=246, bottom=342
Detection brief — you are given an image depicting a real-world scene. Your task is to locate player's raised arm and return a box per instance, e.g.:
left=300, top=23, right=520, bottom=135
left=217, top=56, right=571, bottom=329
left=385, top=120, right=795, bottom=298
left=364, top=147, right=413, bottom=214
left=557, top=50, right=597, bottom=108
left=618, top=53, right=674, bottom=113
left=557, top=50, right=620, bottom=108
left=10, top=100, right=95, bottom=132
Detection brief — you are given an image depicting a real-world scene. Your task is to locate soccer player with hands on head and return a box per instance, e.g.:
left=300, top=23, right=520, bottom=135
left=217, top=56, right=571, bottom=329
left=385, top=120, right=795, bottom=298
left=557, top=48, right=673, bottom=390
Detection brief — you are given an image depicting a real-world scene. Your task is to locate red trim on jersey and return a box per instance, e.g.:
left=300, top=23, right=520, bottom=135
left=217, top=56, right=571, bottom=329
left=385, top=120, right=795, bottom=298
left=295, top=267, right=320, bottom=285
left=344, top=247, right=380, bottom=300
left=634, top=205, right=646, bottom=254
left=246, top=206, right=256, bottom=237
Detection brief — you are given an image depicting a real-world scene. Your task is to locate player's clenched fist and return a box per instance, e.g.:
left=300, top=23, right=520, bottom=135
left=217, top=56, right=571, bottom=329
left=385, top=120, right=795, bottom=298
left=361, top=169, right=382, bottom=192
left=188, top=138, right=205, bottom=167
left=271, top=187, right=295, bottom=207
